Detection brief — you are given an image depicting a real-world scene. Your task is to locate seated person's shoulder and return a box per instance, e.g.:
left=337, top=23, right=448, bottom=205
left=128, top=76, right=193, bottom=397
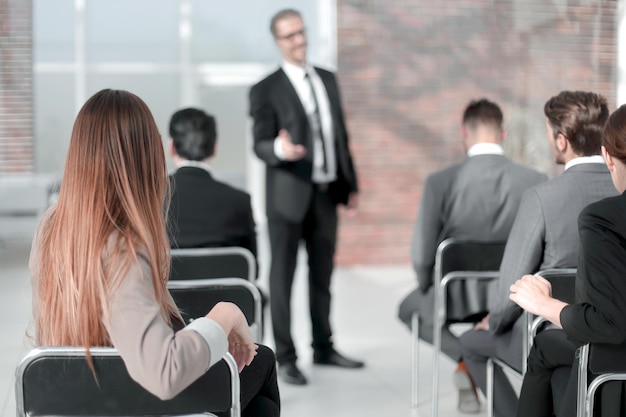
left=580, top=194, right=624, bottom=225
left=525, top=173, right=561, bottom=196
left=212, top=179, right=252, bottom=202
left=426, top=162, right=464, bottom=185
left=252, top=68, right=283, bottom=91
left=508, top=161, right=547, bottom=180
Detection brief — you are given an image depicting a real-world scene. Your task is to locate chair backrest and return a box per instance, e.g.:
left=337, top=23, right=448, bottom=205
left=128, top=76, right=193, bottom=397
left=16, top=347, right=240, bottom=417
left=168, top=278, right=262, bottom=342
left=170, top=247, right=255, bottom=281
left=435, top=239, right=506, bottom=278
left=435, top=238, right=506, bottom=322
left=527, top=269, right=577, bottom=339
left=588, top=343, right=626, bottom=375
left=524, top=269, right=577, bottom=374
left=537, top=268, right=577, bottom=304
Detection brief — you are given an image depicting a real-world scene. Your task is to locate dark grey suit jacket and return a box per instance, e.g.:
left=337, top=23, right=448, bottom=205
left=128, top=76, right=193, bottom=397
left=412, top=154, right=547, bottom=293
left=488, top=162, right=617, bottom=367
left=249, top=67, right=358, bottom=223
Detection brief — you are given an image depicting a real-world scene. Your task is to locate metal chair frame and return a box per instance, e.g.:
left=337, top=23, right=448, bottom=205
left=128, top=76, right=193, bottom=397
left=15, top=346, right=240, bottom=417
left=168, top=277, right=263, bottom=342
left=485, top=268, right=577, bottom=417
left=410, top=238, right=505, bottom=416
left=170, top=247, right=256, bottom=281
left=577, top=343, right=626, bottom=417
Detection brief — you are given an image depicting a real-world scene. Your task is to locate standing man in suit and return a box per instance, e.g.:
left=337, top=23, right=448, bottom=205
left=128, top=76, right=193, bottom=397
left=167, top=108, right=256, bottom=256
left=459, top=91, right=617, bottom=417
left=398, top=98, right=546, bottom=413
left=249, top=9, right=361, bottom=386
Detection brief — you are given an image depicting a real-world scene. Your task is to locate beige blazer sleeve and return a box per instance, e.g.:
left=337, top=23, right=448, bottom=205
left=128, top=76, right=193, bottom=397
left=104, top=254, right=227, bottom=400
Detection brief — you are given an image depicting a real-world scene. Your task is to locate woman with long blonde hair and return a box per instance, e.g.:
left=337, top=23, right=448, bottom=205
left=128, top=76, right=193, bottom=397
left=31, top=89, right=280, bottom=416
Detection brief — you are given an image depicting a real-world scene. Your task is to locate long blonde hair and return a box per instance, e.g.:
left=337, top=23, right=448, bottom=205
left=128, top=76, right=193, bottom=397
left=34, top=89, right=177, bottom=348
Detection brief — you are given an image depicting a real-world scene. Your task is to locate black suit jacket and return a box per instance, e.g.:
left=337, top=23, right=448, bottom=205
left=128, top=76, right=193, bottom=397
left=548, top=191, right=626, bottom=417
left=167, top=167, right=257, bottom=257
left=560, top=190, right=626, bottom=345
left=249, top=67, right=358, bottom=223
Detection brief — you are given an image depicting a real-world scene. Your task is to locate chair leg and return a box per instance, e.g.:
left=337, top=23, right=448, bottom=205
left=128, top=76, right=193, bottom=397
left=411, top=312, right=420, bottom=410
left=486, top=358, right=494, bottom=417
left=586, top=377, right=601, bottom=417
left=577, top=345, right=589, bottom=417
left=431, top=309, right=441, bottom=416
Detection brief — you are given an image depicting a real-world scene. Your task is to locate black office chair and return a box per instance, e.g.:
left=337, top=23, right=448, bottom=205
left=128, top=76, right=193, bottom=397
left=411, top=238, right=505, bottom=416
left=485, top=268, right=577, bottom=417
left=168, top=278, right=263, bottom=342
left=16, top=347, right=240, bottom=417
left=170, top=247, right=256, bottom=281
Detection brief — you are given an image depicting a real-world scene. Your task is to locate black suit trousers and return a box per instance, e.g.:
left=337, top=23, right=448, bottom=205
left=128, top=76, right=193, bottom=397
left=517, top=329, right=579, bottom=417
left=215, top=345, right=280, bottom=417
left=268, top=186, right=338, bottom=364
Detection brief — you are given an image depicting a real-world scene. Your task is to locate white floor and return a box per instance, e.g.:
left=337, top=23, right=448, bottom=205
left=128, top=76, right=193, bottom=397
left=0, top=235, right=488, bottom=417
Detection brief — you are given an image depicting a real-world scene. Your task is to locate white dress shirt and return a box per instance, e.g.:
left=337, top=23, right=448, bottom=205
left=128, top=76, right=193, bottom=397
left=466, top=142, right=505, bottom=157
left=274, top=61, right=337, bottom=183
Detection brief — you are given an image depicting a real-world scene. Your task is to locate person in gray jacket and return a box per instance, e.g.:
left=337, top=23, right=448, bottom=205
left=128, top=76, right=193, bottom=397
left=398, top=98, right=546, bottom=413
left=460, top=90, right=617, bottom=417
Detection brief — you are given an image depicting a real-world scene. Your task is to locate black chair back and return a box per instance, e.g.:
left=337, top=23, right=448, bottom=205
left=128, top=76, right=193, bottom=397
left=437, top=240, right=506, bottom=277
left=170, top=247, right=255, bottom=281
left=589, top=343, right=626, bottom=375
left=16, top=347, right=239, bottom=417
left=168, top=278, right=262, bottom=342
left=537, top=269, right=577, bottom=304
left=435, top=239, right=506, bottom=322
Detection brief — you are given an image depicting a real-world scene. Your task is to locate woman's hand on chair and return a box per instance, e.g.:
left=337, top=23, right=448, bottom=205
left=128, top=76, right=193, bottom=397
left=509, top=274, right=552, bottom=315
left=509, top=274, right=566, bottom=328
left=207, top=302, right=258, bottom=372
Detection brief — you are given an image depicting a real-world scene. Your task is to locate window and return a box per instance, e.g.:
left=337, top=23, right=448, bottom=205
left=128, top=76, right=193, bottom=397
left=34, top=0, right=336, bottom=218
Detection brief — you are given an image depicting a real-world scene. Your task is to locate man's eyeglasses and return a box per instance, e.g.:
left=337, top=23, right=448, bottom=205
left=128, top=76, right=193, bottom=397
left=276, top=28, right=306, bottom=42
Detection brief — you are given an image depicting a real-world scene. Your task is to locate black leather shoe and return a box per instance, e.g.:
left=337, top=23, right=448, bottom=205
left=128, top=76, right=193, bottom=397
left=278, top=362, right=308, bottom=385
left=313, top=349, right=365, bottom=369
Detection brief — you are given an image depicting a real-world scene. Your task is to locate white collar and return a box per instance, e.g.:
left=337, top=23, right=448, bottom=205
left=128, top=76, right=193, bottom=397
left=176, top=160, right=212, bottom=175
left=564, top=155, right=606, bottom=171
left=467, top=143, right=505, bottom=157
left=282, top=61, right=313, bottom=81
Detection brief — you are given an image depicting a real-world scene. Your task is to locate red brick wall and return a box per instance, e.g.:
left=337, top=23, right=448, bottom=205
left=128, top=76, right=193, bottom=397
left=0, top=0, right=33, bottom=173
left=335, top=0, right=617, bottom=265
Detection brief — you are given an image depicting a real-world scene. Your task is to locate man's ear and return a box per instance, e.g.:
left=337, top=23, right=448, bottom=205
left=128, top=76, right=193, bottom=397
left=168, top=139, right=177, bottom=157
left=556, top=133, right=568, bottom=152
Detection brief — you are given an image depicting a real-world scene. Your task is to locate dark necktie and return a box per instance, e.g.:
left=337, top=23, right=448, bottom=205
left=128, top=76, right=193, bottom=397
left=304, top=71, right=328, bottom=174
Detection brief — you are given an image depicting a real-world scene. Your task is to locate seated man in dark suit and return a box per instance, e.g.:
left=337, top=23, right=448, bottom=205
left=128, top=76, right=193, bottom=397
left=167, top=108, right=256, bottom=257
left=398, top=98, right=546, bottom=413
left=459, top=90, right=617, bottom=417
